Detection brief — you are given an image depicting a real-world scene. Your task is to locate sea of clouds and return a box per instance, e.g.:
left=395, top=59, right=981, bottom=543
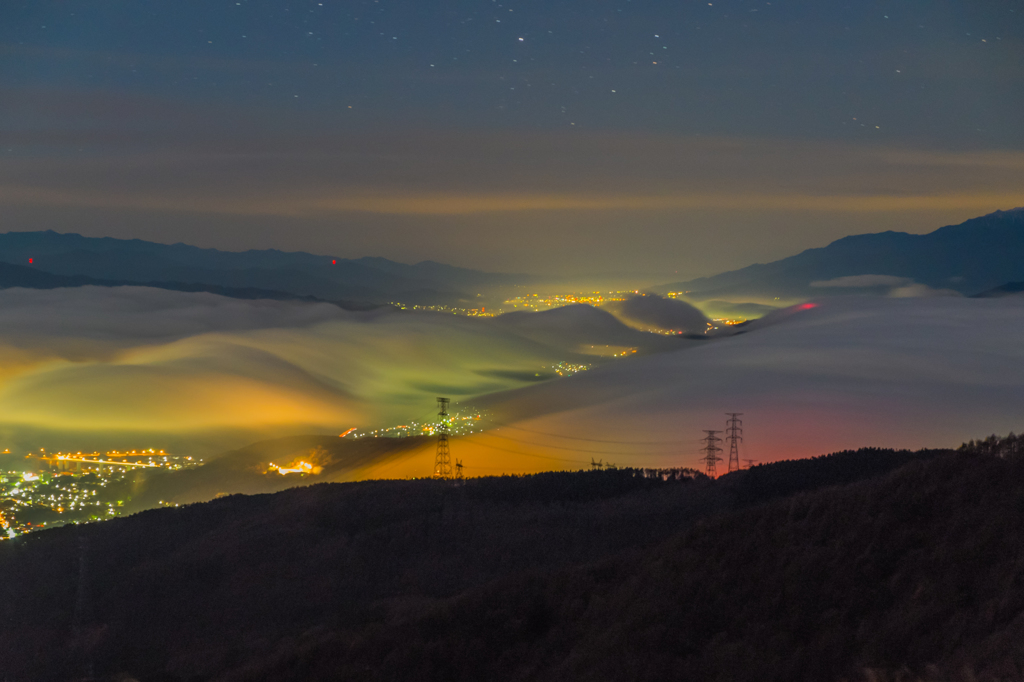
left=457, top=295, right=1024, bottom=472
left=0, top=286, right=580, bottom=456
left=1, top=286, right=1021, bottom=473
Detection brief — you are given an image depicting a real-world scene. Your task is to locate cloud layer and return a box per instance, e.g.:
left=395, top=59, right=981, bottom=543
left=448, top=296, right=1024, bottom=473
left=1, top=287, right=1021, bottom=477
left=0, top=287, right=592, bottom=454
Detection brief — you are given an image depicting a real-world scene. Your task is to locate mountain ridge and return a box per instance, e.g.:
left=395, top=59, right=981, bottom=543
left=0, top=260, right=333, bottom=303
left=4, top=441, right=1022, bottom=681
left=656, top=208, right=1024, bottom=300
left=0, top=230, right=526, bottom=305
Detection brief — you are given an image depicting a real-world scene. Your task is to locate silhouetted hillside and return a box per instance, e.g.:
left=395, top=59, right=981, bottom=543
left=0, top=260, right=332, bottom=303
left=657, top=208, right=1024, bottom=300
left=720, top=446, right=947, bottom=507
left=971, top=281, right=1024, bottom=298
left=0, top=231, right=525, bottom=305
left=308, top=447, right=1022, bottom=682
left=4, top=441, right=1023, bottom=682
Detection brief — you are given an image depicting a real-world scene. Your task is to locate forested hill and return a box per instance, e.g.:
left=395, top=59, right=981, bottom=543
left=2, top=439, right=1023, bottom=682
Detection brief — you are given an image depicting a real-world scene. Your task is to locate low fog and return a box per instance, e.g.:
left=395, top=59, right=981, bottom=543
left=443, top=296, right=1024, bottom=474
left=0, top=286, right=637, bottom=456
left=1, top=286, right=1021, bottom=481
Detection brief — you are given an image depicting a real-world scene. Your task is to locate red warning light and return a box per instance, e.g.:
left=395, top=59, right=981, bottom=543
left=798, top=303, right=818, bottom=310
left=332, top=259, right=337, bottom=265
left=28, top=258, right=33, bottom=264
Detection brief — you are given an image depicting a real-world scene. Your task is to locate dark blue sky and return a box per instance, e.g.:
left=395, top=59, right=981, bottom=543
left=2, top=1, right=1022, bottom=276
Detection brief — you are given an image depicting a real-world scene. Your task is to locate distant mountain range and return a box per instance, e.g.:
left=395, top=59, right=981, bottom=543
left=656, top=208, right=1024, bottom=300
left=0, top=231, right=524, bottom=305
left=7, top=210, right=1024, bottom=308
left=972, top=281, right=1024, bottom=298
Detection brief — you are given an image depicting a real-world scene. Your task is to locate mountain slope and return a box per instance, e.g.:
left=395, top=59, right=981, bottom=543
left=302, top=447, right=1022, bottom=682
left=657, top=208, right=1024, bottom=300
left=5, top=443, right=1023, bottom=681
left=0, top=231, right=524, bottom=304
left=972, top=280, right=1024, bottom=298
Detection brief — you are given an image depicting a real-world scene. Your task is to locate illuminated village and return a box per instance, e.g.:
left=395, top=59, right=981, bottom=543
left=391, top=289, right=746, bottom=333
left=0, top=449, right=200, bottom=538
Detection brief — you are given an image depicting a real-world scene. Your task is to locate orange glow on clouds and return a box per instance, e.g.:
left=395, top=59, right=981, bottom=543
left=0, top=287, right=587, bottom=444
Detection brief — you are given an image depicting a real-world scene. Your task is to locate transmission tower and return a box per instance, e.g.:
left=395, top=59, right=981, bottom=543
left=455, top=458, right=464, bottom=482
left=591, top=457, right=603, bottom=470
left=742, top=459, right=759, bottom=470
left=433, top=397, right=452, bottom=479
left=725, top=413, right=743, bottom=473
left=700, top=430, right=723, bottom=478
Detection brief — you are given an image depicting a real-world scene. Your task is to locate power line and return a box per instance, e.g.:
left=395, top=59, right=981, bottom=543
left=424, top=427, right=705, bottom=469
left=479, top=433, right=709, bottom=459
left=475, top=432, right=632, bottom=457
left=462, top=438, right=593, bottom=465
left=479, top=431, right=685, bottom=456
left=483, top=419, right=696, bottom=446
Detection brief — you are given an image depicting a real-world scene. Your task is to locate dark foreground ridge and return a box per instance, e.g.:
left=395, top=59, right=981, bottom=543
left=2, top=439, right=1023, bottom=681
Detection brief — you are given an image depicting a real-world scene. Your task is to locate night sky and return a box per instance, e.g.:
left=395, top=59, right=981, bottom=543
left=2, top=1, right=1022, bottom=277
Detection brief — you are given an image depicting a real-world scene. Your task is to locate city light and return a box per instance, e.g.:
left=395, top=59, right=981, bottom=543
left=386, top=291, right=749, bottom=336
left=0, top=448, right=199, bottom=539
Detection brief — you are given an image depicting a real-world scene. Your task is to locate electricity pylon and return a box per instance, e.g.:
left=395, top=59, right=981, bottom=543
left=725, top=413, right=743, bottom=473
left=700, top=430, right=723, bottom=478
left=433, top=397, right=452, bottom=479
